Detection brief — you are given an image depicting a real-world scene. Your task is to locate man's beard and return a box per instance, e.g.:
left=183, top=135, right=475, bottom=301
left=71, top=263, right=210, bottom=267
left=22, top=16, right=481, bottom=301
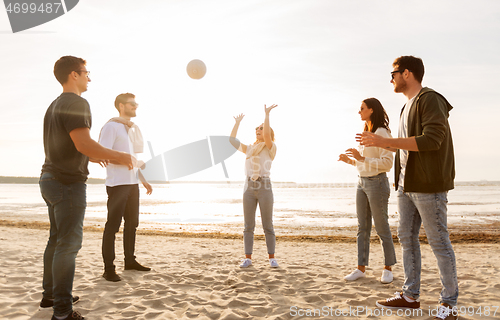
left=394, top=79, right=407, bottom=93
left=125, top=110, right=136, bottom=118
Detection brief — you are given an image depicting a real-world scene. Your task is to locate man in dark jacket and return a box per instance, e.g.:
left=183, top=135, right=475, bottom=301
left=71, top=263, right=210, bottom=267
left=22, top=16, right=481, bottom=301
left=357, top=56, right=458, bottom=320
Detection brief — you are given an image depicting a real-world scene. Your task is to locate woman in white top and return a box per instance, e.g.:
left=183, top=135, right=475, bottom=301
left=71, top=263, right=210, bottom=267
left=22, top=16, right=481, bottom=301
left=230, top=104, right=279, bottom=268
left=338, top=98, right=396, bottom=284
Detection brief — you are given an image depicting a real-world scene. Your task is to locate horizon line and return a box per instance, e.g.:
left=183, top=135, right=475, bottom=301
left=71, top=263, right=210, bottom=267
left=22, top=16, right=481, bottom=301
left=0, top=176, right=498, bottom=185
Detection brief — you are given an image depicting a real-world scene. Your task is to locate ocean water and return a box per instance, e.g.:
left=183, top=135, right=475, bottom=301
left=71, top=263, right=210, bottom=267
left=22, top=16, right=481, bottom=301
left=1, top=182, right=499, bottom=234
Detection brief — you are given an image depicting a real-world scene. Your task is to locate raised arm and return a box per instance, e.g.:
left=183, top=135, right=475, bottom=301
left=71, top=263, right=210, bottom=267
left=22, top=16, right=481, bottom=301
left=69, top=127, right=136, bottom=169
left=263, top=104, right=277, bottom=149
left=230, top=113, right=247, bottom=154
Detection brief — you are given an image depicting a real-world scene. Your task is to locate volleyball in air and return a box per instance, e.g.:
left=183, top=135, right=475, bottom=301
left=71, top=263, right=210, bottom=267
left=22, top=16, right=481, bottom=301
left=186, top=59, right=207, bottom=80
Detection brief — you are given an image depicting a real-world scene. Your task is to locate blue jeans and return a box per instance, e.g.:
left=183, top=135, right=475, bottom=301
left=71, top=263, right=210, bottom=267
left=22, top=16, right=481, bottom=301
left=356, top=173, right=396, bottom=266
left=397, top=187, right=459, bottom=306
left=243, top=178, right=276, bottom=255
left=40, top=172, right=86, bottom=317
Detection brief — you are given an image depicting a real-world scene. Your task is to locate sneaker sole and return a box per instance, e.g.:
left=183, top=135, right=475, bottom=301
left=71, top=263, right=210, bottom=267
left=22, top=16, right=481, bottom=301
left=375, top=302, right=420, bottom=309
left=344, top=276, right=366, bottom=281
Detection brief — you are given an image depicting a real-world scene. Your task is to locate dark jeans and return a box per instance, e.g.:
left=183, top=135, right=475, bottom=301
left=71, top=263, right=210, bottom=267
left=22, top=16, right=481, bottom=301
left=40, top=172, right=86, bottom=317
left=102, top=184, right=140, bottom=270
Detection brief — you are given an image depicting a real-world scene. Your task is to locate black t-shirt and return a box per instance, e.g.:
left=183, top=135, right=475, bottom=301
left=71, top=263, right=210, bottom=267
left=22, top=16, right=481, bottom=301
left=41, top=92, right=92, bottom=184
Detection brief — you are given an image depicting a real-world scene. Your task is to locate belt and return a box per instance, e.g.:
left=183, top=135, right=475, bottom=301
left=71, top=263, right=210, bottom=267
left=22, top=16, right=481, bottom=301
left=247, top=176, right=269, bottom=181
left=359, top=172, right=387, bottom=178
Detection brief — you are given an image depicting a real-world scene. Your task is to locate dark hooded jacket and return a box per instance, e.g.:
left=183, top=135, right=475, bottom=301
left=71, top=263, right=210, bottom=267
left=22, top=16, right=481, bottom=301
left=395, top=87, right=455, bottom=193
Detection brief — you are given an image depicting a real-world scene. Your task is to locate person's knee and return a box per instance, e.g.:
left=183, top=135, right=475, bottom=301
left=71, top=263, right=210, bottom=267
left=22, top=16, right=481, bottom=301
left=104, top=218, right=123, bottom=233
left=244, top=224, right=255, bottom=233
left=427, top=237, right=453, bottom=252
left=56, top=239, right=82, bottom=254
left=263, top=227, right=275, bottom=235
left=46, top=235, right=58, bottom=246
left=358, top=222, right=371, bottom=232
left=104, top=225, right=120, bottom=236
left=124, top=220, right=139, bottom=230
left=397, top=228, right=416, bottom=243
left=374, top=224, right=392, bottom=239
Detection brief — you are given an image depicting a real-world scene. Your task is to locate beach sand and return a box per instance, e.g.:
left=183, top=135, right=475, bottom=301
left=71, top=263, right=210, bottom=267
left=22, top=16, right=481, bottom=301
left=0, top=225, right=499, bottom=320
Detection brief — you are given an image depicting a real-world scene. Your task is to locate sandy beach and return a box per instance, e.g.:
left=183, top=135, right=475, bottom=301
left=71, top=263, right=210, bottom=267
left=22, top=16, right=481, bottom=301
left=0, top=224, right=499, bottom=320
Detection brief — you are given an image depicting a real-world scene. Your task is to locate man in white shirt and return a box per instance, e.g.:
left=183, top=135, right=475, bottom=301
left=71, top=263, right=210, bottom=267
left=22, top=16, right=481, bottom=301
left=99, top=93, right=153, bottom=282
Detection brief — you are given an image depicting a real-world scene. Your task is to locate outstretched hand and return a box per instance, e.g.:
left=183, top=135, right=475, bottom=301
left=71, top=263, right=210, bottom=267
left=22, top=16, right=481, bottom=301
left=116, top=153, right=136, bottom=170
left=356, top=132, right=383, bottom=147
left=89, top=158, right=109, bottom=168
left=234, top=113, right=245, bottom=123
left=264, top=104, right=278, bottom=114
left=338, top=154, right=350, bottom=164
left=346, top=148, right=363, bottom=161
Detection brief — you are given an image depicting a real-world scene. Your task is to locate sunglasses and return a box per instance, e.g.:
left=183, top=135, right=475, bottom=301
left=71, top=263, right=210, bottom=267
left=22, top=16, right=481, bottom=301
left=78, top=70, right=90, bottom=77
left=125, top=102, right=138, bottom=107
left=391, top=70, right=405, bottom=80
left=255, top=126, right=263, bottom=130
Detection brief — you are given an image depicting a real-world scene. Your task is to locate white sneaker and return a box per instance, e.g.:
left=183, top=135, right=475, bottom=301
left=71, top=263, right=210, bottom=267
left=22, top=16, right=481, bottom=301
left=381, top=269, right=394, bottom=284
left=344, top=269, right=366, bottom=281
left=239, top=258, right=252, bottom=268
left=269, top=258, right=279, bottom=268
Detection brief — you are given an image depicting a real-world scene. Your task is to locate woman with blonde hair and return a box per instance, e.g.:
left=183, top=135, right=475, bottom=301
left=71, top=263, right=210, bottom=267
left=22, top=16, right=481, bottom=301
left=339, top=98, right=396, bottom=283
left=230, top=104, right=278, bottom=268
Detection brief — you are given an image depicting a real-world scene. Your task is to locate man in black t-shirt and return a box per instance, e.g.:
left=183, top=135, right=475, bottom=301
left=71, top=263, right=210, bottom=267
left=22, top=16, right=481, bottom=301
left=39, top=56, right=135, bottom=320
left=42, top=92, right=92, bottom=184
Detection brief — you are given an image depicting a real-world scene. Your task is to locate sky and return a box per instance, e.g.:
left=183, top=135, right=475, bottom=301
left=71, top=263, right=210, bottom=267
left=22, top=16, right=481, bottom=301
left=0, top=0, right=499, bottom=183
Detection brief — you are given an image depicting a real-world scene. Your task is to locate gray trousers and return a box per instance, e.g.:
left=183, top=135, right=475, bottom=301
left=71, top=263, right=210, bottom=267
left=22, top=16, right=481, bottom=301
left=243, top=177, right=276, bottom=255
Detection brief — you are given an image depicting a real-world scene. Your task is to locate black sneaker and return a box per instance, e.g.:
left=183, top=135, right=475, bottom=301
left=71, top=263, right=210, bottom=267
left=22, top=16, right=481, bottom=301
left=103, top=270, right=122, bottom=282
left=50, top=310, right=84, bottom=320
left=40, top=296, right=80, bottom=308
left=125, top=260, right=151, bottom=271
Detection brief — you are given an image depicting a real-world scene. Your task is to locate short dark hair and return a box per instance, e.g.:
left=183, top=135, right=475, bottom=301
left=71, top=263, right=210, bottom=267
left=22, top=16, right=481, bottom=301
left=393, top=55, right=425, bottom=83
left=53, top=56, right=86, bottom=85
left=363, top=97, right=389, bottom=133
left=114, top=93, right=136, bottom=111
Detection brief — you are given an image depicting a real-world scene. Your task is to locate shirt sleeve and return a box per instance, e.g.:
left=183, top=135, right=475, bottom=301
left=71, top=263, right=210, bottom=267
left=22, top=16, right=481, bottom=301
left=62, top=99, right=91, bottom=133
left=359, top=128, right=393, bottom=171
left=414, top=92, right=450, bottom=151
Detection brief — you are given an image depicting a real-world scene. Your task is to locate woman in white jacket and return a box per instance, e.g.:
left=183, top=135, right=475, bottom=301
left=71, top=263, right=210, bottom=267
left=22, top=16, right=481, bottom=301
left=339, top=98, right=396, bottom=284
